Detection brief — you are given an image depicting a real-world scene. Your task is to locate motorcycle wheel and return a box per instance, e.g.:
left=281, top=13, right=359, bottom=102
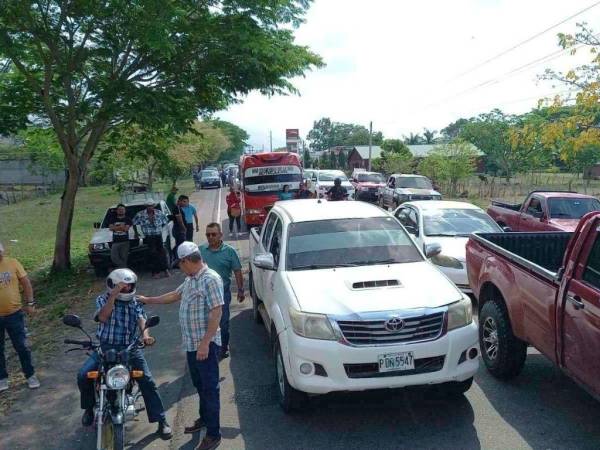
left=101, top=416, right=124, bottom=450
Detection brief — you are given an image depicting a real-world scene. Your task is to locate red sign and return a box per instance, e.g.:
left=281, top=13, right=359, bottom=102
left=286, top=129, right=299, bottom=140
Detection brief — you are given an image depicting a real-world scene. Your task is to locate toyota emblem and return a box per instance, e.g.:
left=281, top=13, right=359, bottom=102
left=384, top=317, right=405, bottom=332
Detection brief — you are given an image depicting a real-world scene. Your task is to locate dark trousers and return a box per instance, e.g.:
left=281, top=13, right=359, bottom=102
left=144, top=235, right=168, bottom=274
left=173, top=230, right=186, bottom=259
left=186, top=343, right=220, bottom=439
left=0, top=310, right=34, bottom=379
left=220, top=290, right=232, bottom=350
left=77, top=347, right=166, bottom=423
left=227, top=211, right=241, bottom=233
left=185, top=225, right=194, bottom=242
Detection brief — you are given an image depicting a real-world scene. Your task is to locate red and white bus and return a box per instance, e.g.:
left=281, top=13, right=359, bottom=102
left=239, top=152, right=302, bottom=226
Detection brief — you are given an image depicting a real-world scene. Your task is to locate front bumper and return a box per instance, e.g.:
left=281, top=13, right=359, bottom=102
left=355, top=190, right=380, bottom=202
left=282, top=321, right=478, bottom=394
left=88, top=242, right=151, bottom=268
left=201, top=180, right=221, bottom=188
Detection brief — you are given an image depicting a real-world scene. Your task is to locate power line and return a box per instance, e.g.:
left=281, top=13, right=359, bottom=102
left=448, top=0, right=600, bottom=82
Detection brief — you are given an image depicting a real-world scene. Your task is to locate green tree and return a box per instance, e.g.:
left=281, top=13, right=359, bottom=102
left=303, top=149, right=312, bottom=168
left=307, top=118, right=383, bottom=150
left=382, top=139, right=411, bottom=157
left=441, top=118, right=470, bottom=140
left=212, top=120, right=249, bottom=163
left=378, top=153, right=414, bottom=175
left=403, top=132, right=423, bottom=145
left=0, top=1, right=322, bottom=270
left=420, top=141, right=477, bottom=196
left=337, top=150, right=347, bottom=170
left=328, top=151, right=337, bottom=169
left=307, top=117, right=335, bottom=151
left=423, top=128, right=437, bottom=144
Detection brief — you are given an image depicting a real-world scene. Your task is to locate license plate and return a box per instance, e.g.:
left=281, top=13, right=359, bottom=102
left=378, top=351, right=415, bottom=372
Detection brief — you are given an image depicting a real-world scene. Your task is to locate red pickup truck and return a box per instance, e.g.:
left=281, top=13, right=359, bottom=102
left=487, top=190, right=600, bottom=232
left=466, top=211, right=600, bottom=400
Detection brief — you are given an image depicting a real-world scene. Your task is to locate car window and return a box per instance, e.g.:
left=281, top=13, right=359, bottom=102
left=269, top=219, right=283, bottom=268
left=423, top=208, right=501, bottom=236
left=526, top=197, right=543, bottom=217
left=397, top=176, right=432, bottom=189
left=262, top=213, right=277, bottom=249
left=583, top=234, right=600, bottom=289
left=548, top=198, right=600, bottom=219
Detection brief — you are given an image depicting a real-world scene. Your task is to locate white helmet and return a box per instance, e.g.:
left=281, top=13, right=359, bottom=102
left=106, top=268, right=137, bottom=301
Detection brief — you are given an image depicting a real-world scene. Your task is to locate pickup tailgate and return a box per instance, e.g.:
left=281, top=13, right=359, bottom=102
left=466, top=232, right=571, bottom=362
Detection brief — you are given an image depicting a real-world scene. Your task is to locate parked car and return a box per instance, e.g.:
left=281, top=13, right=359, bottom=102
left=466, top=211, right=600, bottom=400
left=351, top=167, right=366, bottom=179
left=88, top=199, right=174, bottom=276
left=351, top=171, right=386, bottom=203
left=379, top=174, right=442, bottom=210
left=309, top=170, right=355, bottom=200
left=199, top=169, right=222, bottom=189
left=249, top=199, right=478, bottom=412
left=487, top=190, right=600, bottom=232
left=394, top=201, right=503, bottom=293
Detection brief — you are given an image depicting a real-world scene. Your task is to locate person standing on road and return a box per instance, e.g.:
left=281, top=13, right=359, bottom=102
left=326, top=177, right=348, bottom=201
left=77, top=269, right=172, bottom=439
left=226, top=187, right=242, bottom=236
left=171, top=197, right=187, bottom=261
left=200, top=223, right=244, bottom=360
left=296, top=181, right=312, bottom=199
left=180, top=195, right=200, bottom=242
left=108, top=204, right=133, bottom=269
left=0, top=242, right=40, bottom=392
left=166, top=186, right=179, bottom=213
left=139, top=242, right=223, bottom=450
left=133, top=201, right=170, bottom=279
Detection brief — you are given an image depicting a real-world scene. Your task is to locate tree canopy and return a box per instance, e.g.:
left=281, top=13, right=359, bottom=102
left=307, top=117, right=383, bottom=151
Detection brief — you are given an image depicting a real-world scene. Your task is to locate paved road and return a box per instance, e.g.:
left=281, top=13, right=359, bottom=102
left=2, top=188, right=600, bottom=449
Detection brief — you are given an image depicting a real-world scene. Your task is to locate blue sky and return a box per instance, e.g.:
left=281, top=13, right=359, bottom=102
left=218, top=0, right=600, bottom=149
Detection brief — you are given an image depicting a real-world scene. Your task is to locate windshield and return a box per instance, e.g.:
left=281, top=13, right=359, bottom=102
left=243, top=165, right=302, bottom=193
left=319, top=171, right=348, bottom=182
left=287, top=217, right=422, bottom=270
left=201, top=170, right=218, bottom=177
left=423, top=208, right=501, bottom=237
left=398, top=177, right=432, bottom=189
left=548, top=198, right=600, bottom=219
left=357, top=173, right=384, bottom=183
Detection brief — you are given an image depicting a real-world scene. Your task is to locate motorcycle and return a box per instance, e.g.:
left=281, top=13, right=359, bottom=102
left=62, top=314, right=160, bottom=450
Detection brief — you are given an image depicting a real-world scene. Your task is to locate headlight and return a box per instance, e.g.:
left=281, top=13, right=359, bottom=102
left=289, top=307, right=337, bottom=340
left=90, top=243, right=109, bottom=251
left=447, top=297, right=473, bottom=331
left=431, top=254, right=463, bottom=269
left=246, top=209, right=262, bottom=214
left=106, top=365, right=130, bottom=390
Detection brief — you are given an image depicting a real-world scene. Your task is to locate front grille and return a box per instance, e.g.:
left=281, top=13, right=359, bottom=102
left=337, top=312, right=445, bottom=346
left=410, top=195, right=433, bottom=200
left=344, top=355, right=445, bottom=378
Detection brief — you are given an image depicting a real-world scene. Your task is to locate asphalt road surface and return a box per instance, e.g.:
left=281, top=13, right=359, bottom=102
left=2, top=188, right=600, bottom=450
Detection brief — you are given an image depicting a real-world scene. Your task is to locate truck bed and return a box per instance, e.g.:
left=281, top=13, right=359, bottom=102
left=490, top=200, right=521, bottom=211
left=470, top=232, right=572, bottom=281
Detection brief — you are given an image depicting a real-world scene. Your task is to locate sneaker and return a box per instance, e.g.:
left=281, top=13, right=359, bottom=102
left=27, top=375, right=40, bottom=389
left=196, top=435, right=221, bottom=450
left=184, top=417, right=207, bottom=434
left=158, top=420, right=172, bottom=440
left=0, top=378, right=8, bottom=392
left=81, top=408, right=94, bottom=426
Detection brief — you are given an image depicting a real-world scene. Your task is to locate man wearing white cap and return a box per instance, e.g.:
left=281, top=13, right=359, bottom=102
left=133, top=200, right=170, bottom=279
left=0, top=241, right=40, bottom=391
left=139, top=242, right=224, bottom=450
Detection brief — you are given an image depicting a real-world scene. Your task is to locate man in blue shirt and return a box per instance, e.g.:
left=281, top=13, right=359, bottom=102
left=76, top=269, right=172, bottom=439
left=179, top=195, right=199, bottom=242
left=200, top=223, right=244, bottom=359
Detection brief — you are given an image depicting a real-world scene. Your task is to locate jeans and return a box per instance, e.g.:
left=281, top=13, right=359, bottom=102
left=144, top=235, right=168, bottom=274
left=220, top=290, right=232, bottom=350
left=77, top=347, right=166, bottom=423
left=185, top=225, right=194, bottom=242
left=0, top=310, right=34, bottom=379
left=110, top=241, right=130, bottom=268
left=186, top=343, right=220, bottom=439
left=227, top=211, right=241, bottom=233
left=173, top=230, right=186, bottom=260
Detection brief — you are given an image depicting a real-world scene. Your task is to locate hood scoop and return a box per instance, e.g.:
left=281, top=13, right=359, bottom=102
left=351, top=279, right=401, bottom=290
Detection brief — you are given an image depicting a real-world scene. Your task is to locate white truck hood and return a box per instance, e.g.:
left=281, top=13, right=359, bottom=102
left=90, top=228, right=136, bottom=245
left=286, top=261, right=462, bottom=315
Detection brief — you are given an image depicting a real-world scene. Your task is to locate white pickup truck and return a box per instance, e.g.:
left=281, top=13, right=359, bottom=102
left=248, top=199, right=478, bottom=412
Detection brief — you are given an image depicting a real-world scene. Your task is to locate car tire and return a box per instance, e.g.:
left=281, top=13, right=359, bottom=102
left=249, top=269, right=263, bottom=324
left=479, top=300, right=527, bottom=380
left=274, top=338, right=306, bottom=413
left=93, top=266, right=108, bottom=277
left=437, top=377, right=473, bottom=397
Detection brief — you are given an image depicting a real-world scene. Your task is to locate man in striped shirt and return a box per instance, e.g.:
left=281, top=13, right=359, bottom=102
left=139, top=242, right=223, bottom=450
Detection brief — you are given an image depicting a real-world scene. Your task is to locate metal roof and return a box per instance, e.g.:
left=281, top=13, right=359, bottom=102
left=353, top=146, right=383, bottom=160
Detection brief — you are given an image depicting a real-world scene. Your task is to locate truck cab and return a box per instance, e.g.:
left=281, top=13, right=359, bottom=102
left=379, top=174, right=441, bottom=210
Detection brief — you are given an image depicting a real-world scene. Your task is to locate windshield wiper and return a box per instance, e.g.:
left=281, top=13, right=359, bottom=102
left=347, top=258, right=397, bottom=266
left=426, top=233, right=458, bottom=237
left=291, top=263, right=359, bottom=270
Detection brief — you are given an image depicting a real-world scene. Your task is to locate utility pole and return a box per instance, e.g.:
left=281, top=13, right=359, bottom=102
left=368, top=121, right=373, bottom=171
left=269, top=130, right=273, bottom=152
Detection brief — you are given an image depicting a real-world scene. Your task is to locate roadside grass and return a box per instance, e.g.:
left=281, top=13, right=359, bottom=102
left=0, top=178, right=195, bottom=415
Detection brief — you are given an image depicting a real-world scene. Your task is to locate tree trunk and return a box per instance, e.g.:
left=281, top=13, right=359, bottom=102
left=52, top=165, right=80, bottom=271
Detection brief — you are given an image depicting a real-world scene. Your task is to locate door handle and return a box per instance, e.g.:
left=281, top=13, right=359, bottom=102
left=567, top=293, right=585, bottom=310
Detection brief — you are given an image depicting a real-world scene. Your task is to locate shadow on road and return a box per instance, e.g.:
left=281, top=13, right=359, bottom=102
left=475, top=351, right=600, bottom=450
left=227, top=309, right=480, bottom=450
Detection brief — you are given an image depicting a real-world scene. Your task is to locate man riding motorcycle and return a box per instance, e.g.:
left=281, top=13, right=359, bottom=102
left=326, top=177, right=348, bottom=201
left=76, top=269, right=172, bottom=439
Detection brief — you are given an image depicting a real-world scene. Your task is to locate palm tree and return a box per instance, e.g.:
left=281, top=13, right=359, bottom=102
left=403, top=132, right=423, bottom=145
left=423, top=128, right=437, bottom=144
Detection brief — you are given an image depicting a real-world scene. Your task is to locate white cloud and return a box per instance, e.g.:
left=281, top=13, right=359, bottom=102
left=218, top=0, right=600, bottom=149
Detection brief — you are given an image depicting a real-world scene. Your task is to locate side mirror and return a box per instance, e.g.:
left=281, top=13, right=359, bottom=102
left=254, top=253, right=275, bottom=270
left=502, top=226, right=512, bottom=232
left=144, top=315, right=160, bottom=330
left=63, top=314, right=82, bottom=328
left=424, top=243, right=442, bottom=258
left=93, top=222, right=101, bottom=229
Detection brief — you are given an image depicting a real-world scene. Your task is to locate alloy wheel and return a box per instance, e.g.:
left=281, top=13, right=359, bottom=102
left=483, top=317, right=499, bottom=360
